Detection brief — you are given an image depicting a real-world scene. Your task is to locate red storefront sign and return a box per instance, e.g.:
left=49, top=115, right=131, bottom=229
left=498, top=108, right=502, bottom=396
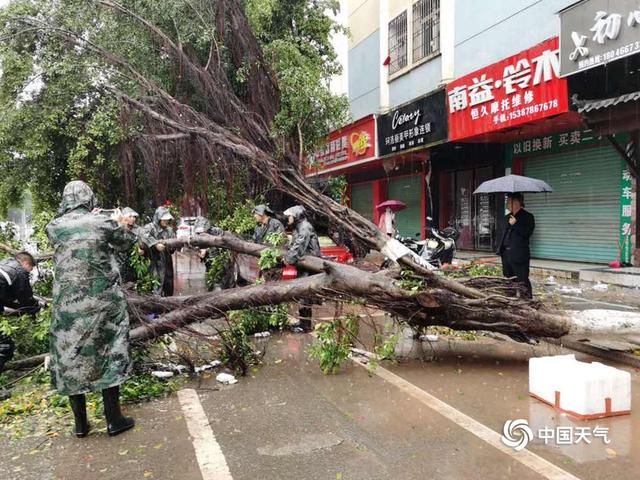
left=305, top=115, right=376, bottom=175
left=447, top=37, right=569, bottom=141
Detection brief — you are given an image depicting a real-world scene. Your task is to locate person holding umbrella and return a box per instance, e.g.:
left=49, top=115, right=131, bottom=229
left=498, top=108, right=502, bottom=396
left=376, top=200, right=406, bottom=237
left=378, top=206, right=396, bottom=237
left=474, top=174, right=552, bottom=300
left=497, top=193, right=535, bottom=299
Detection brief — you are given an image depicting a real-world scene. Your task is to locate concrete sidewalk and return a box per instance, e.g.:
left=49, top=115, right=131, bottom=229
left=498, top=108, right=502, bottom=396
left=456, top=250, right=640, bottom=287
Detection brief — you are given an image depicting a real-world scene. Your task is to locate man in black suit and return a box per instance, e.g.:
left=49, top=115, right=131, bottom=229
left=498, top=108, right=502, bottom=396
left=497, top=193, right=535, bottom=299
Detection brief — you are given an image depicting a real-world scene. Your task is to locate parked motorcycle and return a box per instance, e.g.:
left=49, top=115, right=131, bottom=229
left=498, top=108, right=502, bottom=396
left=382, top=218, right=459, bottom=269
left=420, top=217, right=459, bottom=267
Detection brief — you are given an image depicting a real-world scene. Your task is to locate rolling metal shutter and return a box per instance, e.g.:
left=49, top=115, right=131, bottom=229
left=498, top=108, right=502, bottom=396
left=350, top=182, right=374, bottom=222
left=388, top=175, right=423, bottom=238
left=523, top=147, right=621, bottom=263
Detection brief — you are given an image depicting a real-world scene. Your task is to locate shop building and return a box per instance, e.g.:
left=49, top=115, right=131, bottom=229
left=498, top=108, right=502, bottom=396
left=305, top=115, right=381, bottom=224
left=320, top=0, right=612, bottom=257
left=440, top=37, right=596, bottom=260
left=306, top=90, right=448, bottom=240
left=557, top=0, right=640, bottom=265
left=373, top=88, right=447, bottom=238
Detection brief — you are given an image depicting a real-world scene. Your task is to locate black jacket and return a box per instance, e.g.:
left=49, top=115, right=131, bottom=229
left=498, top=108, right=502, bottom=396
left=285, top=218, right=321, bottom=265
left=0, top=258, right=40, bottom=314
left=142, top=208, right=177, bottom=297
left=497, top=209, right=535, bottom=264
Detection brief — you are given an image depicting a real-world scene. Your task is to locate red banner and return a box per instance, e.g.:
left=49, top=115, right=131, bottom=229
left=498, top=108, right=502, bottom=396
left=305, top=115, right=376, bottom=175
left=447, top=38, right=569, bottom=141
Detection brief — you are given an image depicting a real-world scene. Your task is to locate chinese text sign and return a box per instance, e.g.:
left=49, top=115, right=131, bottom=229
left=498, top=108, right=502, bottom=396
left=560, top=0, right=640, bottom=77
left=377, top=89, right=447, bottom=157
left=305, top=116, right=376, bottom=174
left=447, top=38, right=569, bottom=141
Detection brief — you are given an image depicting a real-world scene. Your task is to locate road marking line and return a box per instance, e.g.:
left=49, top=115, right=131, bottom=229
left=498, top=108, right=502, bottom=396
left=178, top=388, right=233, bottom=480
left=350, top=356, right=581, bottom=480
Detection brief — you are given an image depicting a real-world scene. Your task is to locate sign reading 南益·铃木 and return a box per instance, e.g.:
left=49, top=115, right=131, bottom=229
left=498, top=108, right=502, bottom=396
left=447, top=37, right=569, bottom=141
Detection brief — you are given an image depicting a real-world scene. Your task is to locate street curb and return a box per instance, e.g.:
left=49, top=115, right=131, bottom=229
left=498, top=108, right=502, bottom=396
left=544, top=338, right=640, bottom=370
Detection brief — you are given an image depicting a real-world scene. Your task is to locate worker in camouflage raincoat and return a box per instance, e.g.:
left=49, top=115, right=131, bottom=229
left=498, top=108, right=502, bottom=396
left=46, top=181, right=138, bottom=438
left=142, top=207, right=176, bottom=296
left=283, top=205, right=321, bottom=332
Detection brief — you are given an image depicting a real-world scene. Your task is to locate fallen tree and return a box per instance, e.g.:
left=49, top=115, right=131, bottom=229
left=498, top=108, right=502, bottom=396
left=5, top=2, right=640, bottom=373
left=145, top=233, right=640, bottom=338
left=7, top=232, right=640, bottom=372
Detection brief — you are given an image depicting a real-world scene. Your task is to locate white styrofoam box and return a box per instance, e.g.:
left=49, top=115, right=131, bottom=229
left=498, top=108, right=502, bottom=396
left=529, top=354, right=631, bottom=419
left=529, top=354, right=576, bottom=406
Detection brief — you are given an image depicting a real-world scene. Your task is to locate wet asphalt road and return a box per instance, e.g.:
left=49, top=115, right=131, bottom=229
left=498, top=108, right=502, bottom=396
left=3, top=333, right=638, bottom=480
left=1, top=251, right=639, bottom=479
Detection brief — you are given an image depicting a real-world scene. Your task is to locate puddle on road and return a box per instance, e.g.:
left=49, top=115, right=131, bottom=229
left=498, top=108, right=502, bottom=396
left=384, top=338, right=640, bottom=478
left=535, top=276, right=640, bottom=312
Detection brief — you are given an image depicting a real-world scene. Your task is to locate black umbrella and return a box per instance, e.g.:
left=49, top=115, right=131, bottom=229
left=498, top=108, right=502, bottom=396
left=473, top=174, right=553, bottom=194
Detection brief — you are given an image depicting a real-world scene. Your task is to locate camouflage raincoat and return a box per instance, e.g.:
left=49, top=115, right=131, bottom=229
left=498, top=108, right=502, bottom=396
left=46, top=181, right=137, bottom=395
left=142, top=207, right=176, bottom=296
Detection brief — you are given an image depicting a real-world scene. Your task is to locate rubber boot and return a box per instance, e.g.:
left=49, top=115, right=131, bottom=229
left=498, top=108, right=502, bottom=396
left=102, top=386, right=135, bottom=437
left=69, top=394, right=90, bottom=438
left=298, top=306, right=313, bottom=333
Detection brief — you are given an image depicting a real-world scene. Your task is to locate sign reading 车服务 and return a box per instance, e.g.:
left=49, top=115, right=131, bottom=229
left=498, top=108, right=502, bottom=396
left=620, top=166, right=633, bottom=264
left=447, top=38, right=569, bottom=141
left=560, top=0, right=640, bottom=77
left=376, top=89, right=447, bottom=157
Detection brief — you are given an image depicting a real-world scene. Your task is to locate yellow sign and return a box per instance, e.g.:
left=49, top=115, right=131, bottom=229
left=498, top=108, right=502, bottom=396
left=350, top=131, right=371, bottom=156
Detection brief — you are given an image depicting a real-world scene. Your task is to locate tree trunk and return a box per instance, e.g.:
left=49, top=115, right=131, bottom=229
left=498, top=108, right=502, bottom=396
left=7, top=1, right=640, bottom=373
left=7, top=249, right=640, bottom=371
left=133, top=233, right=640, bottom=339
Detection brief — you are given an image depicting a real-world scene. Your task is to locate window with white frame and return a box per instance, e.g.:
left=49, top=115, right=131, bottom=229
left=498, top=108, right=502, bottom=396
left=388, top=11, right=408, bottom=75
left=412, top=0, right=440, bottom=62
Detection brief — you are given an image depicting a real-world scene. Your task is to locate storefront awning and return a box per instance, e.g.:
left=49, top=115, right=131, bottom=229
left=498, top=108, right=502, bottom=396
left=572, top=92, right=640, bottom=138
left=572, top=92, right=640, bottom=177
left=575, top=91, right=640, bottom=114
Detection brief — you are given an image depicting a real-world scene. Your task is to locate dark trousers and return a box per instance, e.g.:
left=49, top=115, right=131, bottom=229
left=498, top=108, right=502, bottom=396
left=0, top=332, right=15, bottom=369
left=297, top=270, right=313, bottom=330
left=502, top=254, right=532, bottom=299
